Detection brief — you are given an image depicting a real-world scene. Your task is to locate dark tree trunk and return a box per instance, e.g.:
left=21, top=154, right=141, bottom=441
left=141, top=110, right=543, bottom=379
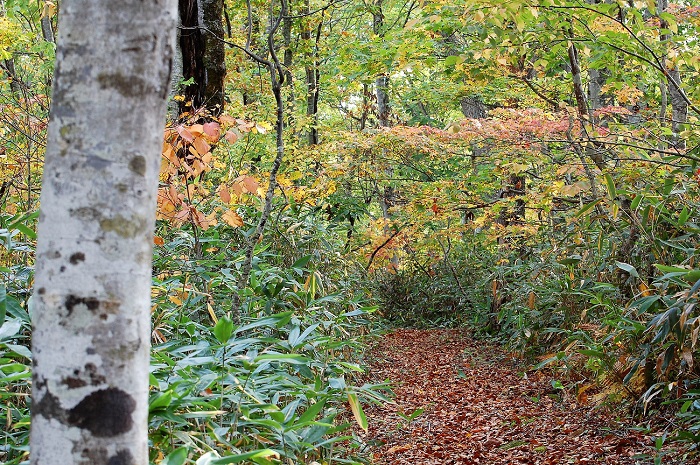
left=373, top=0, right=390, bottom=128
left=303, top=0, right=320, bottom=144
left=460, top=96, right=487, bottom=119
left=178, top=0, right=226, bottom=115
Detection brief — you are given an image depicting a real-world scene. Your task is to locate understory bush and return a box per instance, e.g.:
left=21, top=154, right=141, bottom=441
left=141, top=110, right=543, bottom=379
left=148, top=210, right=390, bottom=465
left=0, top=205, right=389, bottom=465
left=371, top=252, right=487, bottom=328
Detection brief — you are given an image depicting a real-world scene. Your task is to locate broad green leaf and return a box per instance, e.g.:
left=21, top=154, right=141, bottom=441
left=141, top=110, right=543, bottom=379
left=0, top=318, right=21, bottom=341
left=575, top=199, right=601, bottom=218
left=291, top=255, right=312, bottom=270
left=236, top=311, right=293, bottom=333
left=6, top=343, right=31, bottom=359
left=444, top=55, right=459, bottom=66
left=630, top=194, right=643, bottom=210
left=604, top=173, right=616, bottom=199
left=616, top=261, right=639, bottom=278
left=149, top=389, right=173, bottom=411
left=160, top=447, right=188, bottom=465
left=558, top=255, right=581, bottom=265
left=654, top=264, right=688, bottom=274
left=254, top=353, right=310, bottom=364
left=0, top=283, right=6, bottom=327
left=12, top=223, right=36, bottom=240
left=298, top=398, right=328, bottom=424
left=213, top=315, right=234, bottom=343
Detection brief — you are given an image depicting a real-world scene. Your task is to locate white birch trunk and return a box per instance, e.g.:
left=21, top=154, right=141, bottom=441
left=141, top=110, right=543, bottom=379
left=30, top=1, right=176, bottom=464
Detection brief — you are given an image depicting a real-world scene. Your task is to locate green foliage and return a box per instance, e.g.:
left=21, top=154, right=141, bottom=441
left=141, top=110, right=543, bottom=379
left=3, top=0, right=700, bottom=457
left=0, top=211, right=35, bottom=465
left=148, top=217, right=389, bottom=464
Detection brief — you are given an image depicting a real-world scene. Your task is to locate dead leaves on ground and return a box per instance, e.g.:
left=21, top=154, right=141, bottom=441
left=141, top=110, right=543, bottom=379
left=361, top=329, right=689, bottom=464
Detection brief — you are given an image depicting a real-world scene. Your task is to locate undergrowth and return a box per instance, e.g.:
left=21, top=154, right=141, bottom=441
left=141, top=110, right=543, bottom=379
left=1, top=206, right=391, bottom=465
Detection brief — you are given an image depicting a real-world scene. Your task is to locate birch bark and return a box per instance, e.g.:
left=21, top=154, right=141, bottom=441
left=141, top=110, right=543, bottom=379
left=30, top=1, right=176, bottom=464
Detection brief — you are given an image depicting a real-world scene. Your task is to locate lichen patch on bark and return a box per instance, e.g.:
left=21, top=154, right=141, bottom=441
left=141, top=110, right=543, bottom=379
left=128, top=155, right=147, bottom=176
left=99, top=215, right=146, bottom=238
left=97, top=73, right=157, bottom=98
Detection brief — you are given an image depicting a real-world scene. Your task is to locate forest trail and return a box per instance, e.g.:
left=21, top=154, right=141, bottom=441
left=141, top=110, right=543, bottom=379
left=359, top=329, right=686, bottom=465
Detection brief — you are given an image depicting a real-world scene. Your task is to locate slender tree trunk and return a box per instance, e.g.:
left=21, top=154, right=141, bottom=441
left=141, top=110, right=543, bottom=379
left=301, top=0, right=322, bottom=145
left=230, top=0, right=287, bottom=322
left=375, top=74, right=390, bottom=128
left=373, top=0, right=390, bottom=128
left=40, top=13, right=54, bottom=43
left=2, top=57, right=21, bottom=94
left=566, top=27, right=606, bottom=171
left=0, top=2, right=21, bottom=94
left=460, top=96, right=487, bottom=119
left=30, top=1, right=176, bottom=464
left=371, top=0, right=397, bottom=266
left=585, top=0, right=606, bottom=118
left=282, top=0, right=297, bottom=129
left=168, top=15, right=185, bottom=120
left=667, top=67, right=687, bottom=149
left=360, top=83, right=369, bottom=130
left=567, top=30, right=590, bottom=121
left=587, top=68, right=603, bottom=113
left=282, top=1, right=293, bottom=85
left=657, top=0, right=687, bottom=148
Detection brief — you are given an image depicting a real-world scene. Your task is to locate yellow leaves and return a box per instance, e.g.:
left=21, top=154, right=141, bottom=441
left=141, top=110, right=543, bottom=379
left=41, top=1, right=57, bottom=19
left=168, top=288, right=189, bottom=306
left=601, top=84, right=643, bottom=106
left=559, top=180, right=591, bottom=197
left=207, top=302, right=218, bottom=324
left=0, top=17, right=21, bottom=60
left=404, top=17, right=421, bottom=29
left=638, top=281, right=653, bottom=297
left=254, top=121, right=272, bottom=134
left=507, top=162, right=529, bottom=174
left=288, top=170, right=303, bottom=181
left=473, top=48, right=492, bottom=60
left=445, top=123, right=461, bottom=134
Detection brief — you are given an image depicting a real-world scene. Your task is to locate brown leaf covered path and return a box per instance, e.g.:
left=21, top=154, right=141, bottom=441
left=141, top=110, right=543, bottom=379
left=360, top=329, right=689, bottom=465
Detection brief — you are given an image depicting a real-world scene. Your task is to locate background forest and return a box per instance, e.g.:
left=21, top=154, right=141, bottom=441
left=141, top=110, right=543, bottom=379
left=1, top=0, right=700, bottom=463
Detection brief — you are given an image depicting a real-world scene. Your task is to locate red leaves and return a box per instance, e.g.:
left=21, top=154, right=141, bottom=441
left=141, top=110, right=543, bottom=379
left=360, top=330, right=681, bottom=465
